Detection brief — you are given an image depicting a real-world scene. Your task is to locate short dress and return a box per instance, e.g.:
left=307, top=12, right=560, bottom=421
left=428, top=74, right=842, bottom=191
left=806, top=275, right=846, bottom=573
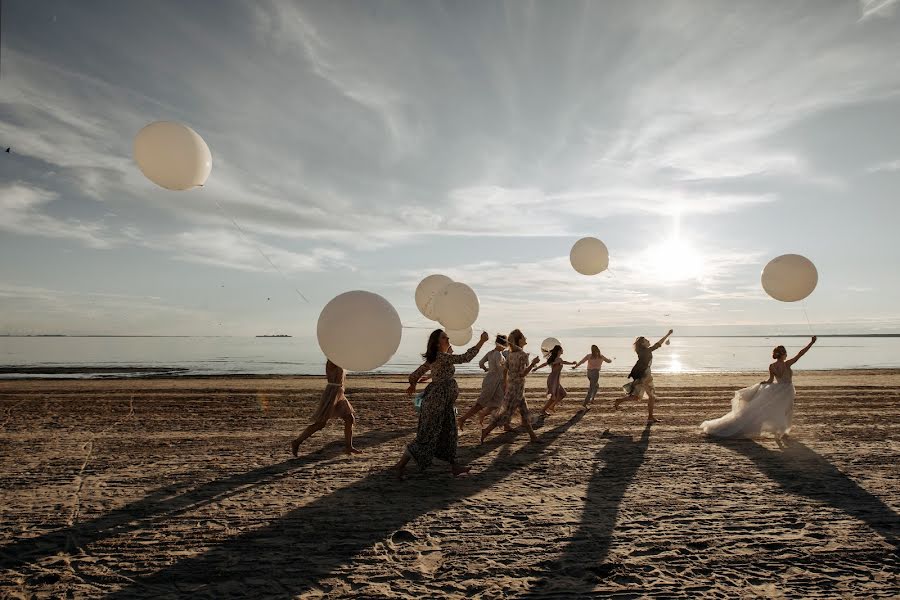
left=310, top=361, right=355, bottom=423
left=623, top=344, right=660, bottom=400
left=546, top=359, right=567, bottom=402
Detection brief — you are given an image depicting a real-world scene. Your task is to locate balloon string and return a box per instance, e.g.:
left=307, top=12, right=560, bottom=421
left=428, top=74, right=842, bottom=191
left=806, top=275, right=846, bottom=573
left=801, top=300, right=814, bottom=336
left=212, top=198, right=310, bottom=303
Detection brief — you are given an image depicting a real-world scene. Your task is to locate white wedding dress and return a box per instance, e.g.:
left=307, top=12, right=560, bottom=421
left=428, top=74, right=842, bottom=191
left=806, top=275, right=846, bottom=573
left=700, top=365, right=795, bottom=438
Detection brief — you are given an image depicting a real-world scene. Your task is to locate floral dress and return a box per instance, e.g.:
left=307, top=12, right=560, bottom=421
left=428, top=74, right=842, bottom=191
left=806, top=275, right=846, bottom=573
left=406, top=346, right=480, bottom=468
left=497, top=350, right=531, bottom=426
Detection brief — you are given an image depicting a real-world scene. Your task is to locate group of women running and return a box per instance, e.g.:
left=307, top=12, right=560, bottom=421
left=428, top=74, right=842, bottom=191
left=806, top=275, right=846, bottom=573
left=291, top=327, right=818, bottom=479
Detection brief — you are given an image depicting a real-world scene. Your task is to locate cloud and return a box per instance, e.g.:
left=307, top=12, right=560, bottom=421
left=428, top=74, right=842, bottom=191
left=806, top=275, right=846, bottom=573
left=859, top=0, right=900, bottom=21
left=160, top=228, right=349, bottom=274
left=866, top=158, right=900, bottom=173
left=0, top=182, right=116, bottom=248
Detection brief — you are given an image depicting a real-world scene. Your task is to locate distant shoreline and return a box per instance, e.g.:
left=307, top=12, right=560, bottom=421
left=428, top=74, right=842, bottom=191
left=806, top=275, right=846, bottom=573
left=3, top=334, right=900, bottom=338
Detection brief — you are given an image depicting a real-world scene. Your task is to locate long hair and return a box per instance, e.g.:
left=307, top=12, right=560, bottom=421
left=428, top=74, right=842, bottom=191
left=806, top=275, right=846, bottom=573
left=423, top=329, right=444, bottom=363
left=548, top=344, right=562, bottom=364
left=508, top=329, right=525, bottom=350
left=633, top=336, right=648, bottom=351
left=772, top=345, right=787, bottom=360
left=590, top=344, right=601, bottom=358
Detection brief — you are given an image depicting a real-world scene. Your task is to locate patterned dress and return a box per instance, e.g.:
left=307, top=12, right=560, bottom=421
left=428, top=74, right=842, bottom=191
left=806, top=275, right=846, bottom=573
left=406, top=346, right=480, bottom=468
left=477, top=349, right=507, bottom=409
left=497, top=350, right=532, bottom=426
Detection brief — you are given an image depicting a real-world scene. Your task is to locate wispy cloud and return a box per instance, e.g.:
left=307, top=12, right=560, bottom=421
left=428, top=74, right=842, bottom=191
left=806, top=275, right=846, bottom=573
left=866, top=158, right=900, bottom=173
left=0, top=183, right=116, bottom=248
left=859, top=0, right=900, bottom=21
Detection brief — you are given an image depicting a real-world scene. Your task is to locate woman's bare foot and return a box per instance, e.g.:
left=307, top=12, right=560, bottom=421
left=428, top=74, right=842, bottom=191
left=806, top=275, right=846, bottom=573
left=390, top=464, right=406, bottom=480
left=647, top=416, right=659, bottom=424
left=290, top=439, right=301, bottom=457
left=345, top=446, right=363, bottom=455
left=529, top=435, right=542, bottom=444
left=479, top=428, right=488, bottom=445
left=451, top=465, right=471, bottom=477
left=457, top=417, right=466, bottom=431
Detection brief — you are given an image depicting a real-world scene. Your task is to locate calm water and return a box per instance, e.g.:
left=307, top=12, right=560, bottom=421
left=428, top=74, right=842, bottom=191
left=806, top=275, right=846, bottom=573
left=1, top=335, right=899, bottom=378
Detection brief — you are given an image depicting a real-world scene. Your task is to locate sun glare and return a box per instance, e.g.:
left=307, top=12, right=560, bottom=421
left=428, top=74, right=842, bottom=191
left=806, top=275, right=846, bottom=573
left=643, top=238, right=706, bottom=283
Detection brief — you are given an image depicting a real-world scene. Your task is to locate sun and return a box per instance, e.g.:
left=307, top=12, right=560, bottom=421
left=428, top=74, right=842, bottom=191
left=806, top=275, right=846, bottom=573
left=643, top=238, right=706, bottom=283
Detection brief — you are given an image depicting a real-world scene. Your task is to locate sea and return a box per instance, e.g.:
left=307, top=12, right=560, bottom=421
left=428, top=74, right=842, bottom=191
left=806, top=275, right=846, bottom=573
left=2, top=335, right=899, bottom=378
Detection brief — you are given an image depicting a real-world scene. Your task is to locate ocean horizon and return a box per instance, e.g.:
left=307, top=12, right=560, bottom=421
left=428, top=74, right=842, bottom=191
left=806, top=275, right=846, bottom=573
left=3, top=334, right=899, bottom=378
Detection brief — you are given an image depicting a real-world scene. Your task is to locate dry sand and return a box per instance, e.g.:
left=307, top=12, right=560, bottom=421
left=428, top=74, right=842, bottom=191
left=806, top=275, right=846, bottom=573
left=0, top=370, right=898, bottom=598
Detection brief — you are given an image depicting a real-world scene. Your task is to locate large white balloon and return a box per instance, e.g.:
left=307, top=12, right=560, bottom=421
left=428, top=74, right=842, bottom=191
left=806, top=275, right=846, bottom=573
left=541, top=337, right=561, bottom=357
left=133, top=121, right=212, bottom=190
left=434, top=282, right=480, bottom=330
left=570, top=237, right=609, bottom=275
left=415, top=274, right=453, bottom=321
left=446, top=327, right=473, bottom=347
left=317, top=291, right=402, bottom=371
left=761, top=254, right=818, bottom=302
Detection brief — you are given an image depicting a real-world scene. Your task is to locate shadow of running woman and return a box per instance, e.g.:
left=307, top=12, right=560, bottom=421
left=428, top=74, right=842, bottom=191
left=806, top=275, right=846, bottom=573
left=711, top=437, right=899, bottom=550
left=0, top=428, right=412, bottom=577
left=525, top=423, right=652, bottom=598
left=100, top=413, right=586, bottom=598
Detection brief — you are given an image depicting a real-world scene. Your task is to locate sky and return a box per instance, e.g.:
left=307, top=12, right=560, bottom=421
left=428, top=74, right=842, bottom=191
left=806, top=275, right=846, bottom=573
left=1, top=0, right=900, bottom=338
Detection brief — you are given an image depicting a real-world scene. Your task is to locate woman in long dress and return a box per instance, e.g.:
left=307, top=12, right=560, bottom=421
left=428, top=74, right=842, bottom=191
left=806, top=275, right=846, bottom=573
left=392, top=329, right=489, bottom=478
left=457, top=334, right=508, bottom=430
left=701, top=336, right=816, bottom=446
left=571, top=345, right=613, bottom=408
left=291, top=359, right=360, bottom=456
left=481, top=329, right=542, bottom=444
left=534, top=344, right=577, bottom=416
left=614, top=329, right=673, bottom=423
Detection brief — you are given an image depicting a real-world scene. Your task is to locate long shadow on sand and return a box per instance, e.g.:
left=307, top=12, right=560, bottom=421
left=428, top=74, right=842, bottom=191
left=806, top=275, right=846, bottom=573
left=0, top=428, right=411, bottom=573
left=525, top=423, right=652, bottom=597
left=712, top=437, right=899, bottom=549
left=100, top=413, right=585, bottom=598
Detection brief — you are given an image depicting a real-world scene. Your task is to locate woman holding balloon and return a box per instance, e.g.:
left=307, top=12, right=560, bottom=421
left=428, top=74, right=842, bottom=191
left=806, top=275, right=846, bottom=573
left=701, top=337, right=816, bottom=447
left=392, top=329, right=490, bottom=479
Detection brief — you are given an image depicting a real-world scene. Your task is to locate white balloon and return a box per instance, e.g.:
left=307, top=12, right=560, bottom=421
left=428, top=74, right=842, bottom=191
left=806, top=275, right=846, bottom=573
left=317, top=291, right=402, bottom=371
left=446, top=327, right=473, bottom=347
left=570, top=237, right=609, bottom=276
left=415, top=274, right=453, bottom=321
left=541, top=337, right=561, bottom=357
left=133, top=121, right=212, bottom=191
left=434, top=282, right=480, bottom=330
left=761, top=254, right=818, bottom=303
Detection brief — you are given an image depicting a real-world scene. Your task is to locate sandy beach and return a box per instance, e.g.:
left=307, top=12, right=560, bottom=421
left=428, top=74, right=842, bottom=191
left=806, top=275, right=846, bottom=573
left=1, top=370, right=898, bottom=598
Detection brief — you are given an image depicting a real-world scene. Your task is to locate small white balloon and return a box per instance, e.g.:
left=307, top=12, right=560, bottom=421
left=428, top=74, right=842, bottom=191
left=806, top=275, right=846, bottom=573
left=415, top=274, right=453, bottom=321
left=133, top=121, right=212, bottom=191
left=541, top=337, right=561, bottom=357
left=434, top=282, right=480, bottom=330
left=569, top=237, right=609, bottom=276
left=761, top=254, right=818, bottom=302
left=317, top=291, right=402, bottom=371
left=446, top=327, right=473, bottom=347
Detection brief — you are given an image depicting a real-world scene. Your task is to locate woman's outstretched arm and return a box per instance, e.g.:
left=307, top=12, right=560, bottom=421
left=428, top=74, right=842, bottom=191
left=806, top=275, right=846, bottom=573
left=651, top=329, right=674, bottom=351
left=786, top=336, right=817, bottom=366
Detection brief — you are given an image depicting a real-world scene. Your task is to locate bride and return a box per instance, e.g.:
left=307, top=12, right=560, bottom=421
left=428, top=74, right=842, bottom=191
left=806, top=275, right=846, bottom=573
left=701, top=336, right=817, bottom=447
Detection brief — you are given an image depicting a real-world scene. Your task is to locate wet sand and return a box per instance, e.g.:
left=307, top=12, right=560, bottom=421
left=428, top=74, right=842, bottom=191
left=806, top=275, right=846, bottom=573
left=1, top=370, right=898, bottom=598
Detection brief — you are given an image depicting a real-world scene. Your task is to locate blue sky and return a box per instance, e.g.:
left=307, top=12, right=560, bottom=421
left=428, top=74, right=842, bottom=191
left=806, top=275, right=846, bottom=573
left=1, top=0, right=899, bottom=337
